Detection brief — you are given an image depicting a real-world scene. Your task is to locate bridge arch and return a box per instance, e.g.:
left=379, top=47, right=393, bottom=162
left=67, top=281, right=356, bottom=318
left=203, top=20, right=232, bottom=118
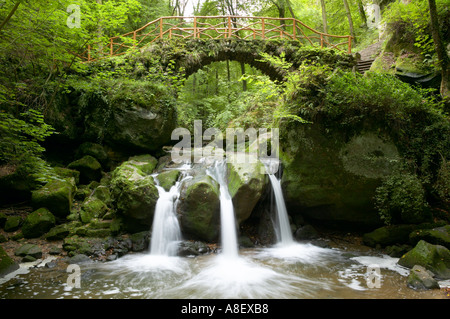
left=140, top=38, right=356, bottom=83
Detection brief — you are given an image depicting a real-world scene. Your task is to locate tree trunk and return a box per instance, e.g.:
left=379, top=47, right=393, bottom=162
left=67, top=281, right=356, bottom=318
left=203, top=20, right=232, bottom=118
left=0, top=1, right=22, bottom=34
left=241, top=62, right=247, bottom=92
left=356, top=0, right=367, bottom=29
left=428, top=0, right=449, bottom=98
left=320, top=0, right=328, bottom=43
left=342, top=0, right=357, bottom=44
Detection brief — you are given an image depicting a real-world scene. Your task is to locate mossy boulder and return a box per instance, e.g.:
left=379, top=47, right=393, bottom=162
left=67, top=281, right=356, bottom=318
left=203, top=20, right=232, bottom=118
left=398, top=240, right=450, bottom=280
left=407, top=265, right=440, bottom=290
left=31, top=179, right=75, bottom=219
left=52, top=167, right=80, bottom=185
left=22, top=208, right=56, bottom=238
left=45, top=222, right=80, bottom=240
left=79, top=197, right=109, bottom=224
left=227, top=159, right=267, bottom=224
left=410, top=225, right=450, bottom=250
left=280, top=122, right=400, bottom=229
left=363, top=224, right=418, bottom=248
left=0, top=245, right=19, bottom=277
left=127, top=154, right=158, bottom=175
left=67, top=155, right=102, bottom=184
left=14, top=244, right=42, bottom=259
left=75, top=142, right=109, bottom=167
left=62, top=236, right=105, bottom=257
left=178, top=174, right=220, bottom=242
left=4, top=216, right=22, bottom=232
left=110, top=160, right=159, bottom=233
left=157, top=169, right=181, bottom=191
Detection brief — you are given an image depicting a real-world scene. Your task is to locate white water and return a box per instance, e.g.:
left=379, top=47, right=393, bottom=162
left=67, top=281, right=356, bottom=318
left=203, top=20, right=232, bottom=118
left=149, top=172, right=186, bottom=257
left=207, top=160, right=239, bottom=258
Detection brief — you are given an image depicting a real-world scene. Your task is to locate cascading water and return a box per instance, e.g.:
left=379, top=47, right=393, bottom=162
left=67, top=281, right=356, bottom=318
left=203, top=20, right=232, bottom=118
left=207, top=160, right=239, bottom=259
left=149, top=171, right=187, bottom=257
left=263, top=158, right=294, bottom=246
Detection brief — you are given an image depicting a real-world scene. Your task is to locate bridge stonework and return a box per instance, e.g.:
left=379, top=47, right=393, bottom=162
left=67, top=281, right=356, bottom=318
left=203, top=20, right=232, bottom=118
left=139, top=39, right=356, bottom=82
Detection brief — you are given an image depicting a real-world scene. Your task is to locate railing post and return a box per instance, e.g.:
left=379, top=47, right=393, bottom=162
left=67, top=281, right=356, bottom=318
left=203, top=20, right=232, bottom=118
left=228, top=16, right=232, bottom=38
left=293, top=19, right=296, bottom=40
left=88, top=44, right=91, bottom=62
left=348, top=36, right=352, bottom=53
left=261, top=18, right=265, bottom=39
left=320, top=34, right=324, bottom=48
left=159, top=17, right=163, bottom=39
left=193, top=16, right=197, bottom=39
left=133, top=31, right=136, bottom=47
left=110, top=39, right=113, bottom=56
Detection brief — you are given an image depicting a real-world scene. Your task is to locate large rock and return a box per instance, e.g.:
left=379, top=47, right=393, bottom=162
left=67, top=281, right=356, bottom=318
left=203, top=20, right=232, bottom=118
left=22, top=208, right=56, bottom=238
left=281, top=122, right=400, bottom=230
left=110, top=158, right=159, bottom=232
left=31, top=179, right=75, bottom=219
left=407, top=265, right=440, bottom=290
left=67, top=155, right=102, bottom=184
left=398, top=240, right=450, bottom=280
left=0, top=246, right=19, bottom=277
left=362, top=224, right=418, bottom=248
left=14, top=244, right=42, bottom=259
left=409, top=225, right=450, bottom=250
left=156, top=169, right=181, bottom=191
left=178, top=174, right=220, bottom=242
left=227, top=159, right=267, bottom=224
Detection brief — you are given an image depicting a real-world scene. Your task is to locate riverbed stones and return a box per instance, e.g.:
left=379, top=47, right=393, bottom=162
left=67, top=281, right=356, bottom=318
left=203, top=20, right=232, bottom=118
left=22, top=208, right=56, bottom=238
left=398, top=240, right=450, bottom=279
left=4, top=216, right=22, bottom=232
left=362, top=224, right=418, bottom=248
left=409, top=225, right=450, bottom=250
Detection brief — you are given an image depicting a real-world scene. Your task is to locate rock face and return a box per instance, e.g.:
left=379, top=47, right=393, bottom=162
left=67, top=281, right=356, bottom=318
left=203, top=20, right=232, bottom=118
left=398, top=240, right=450, bottom=280
left=178, top=174, right=221, bottom=242
left=110, top=155, right=159, bottom=233
left=280, top=122, right=400, bottom=229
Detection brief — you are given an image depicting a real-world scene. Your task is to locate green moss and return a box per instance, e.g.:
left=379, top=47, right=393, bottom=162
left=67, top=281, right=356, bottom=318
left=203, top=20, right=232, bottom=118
left=157, top=169, right=180, bottom=191
left=0, top=245, right=18, bottom=276
left=22, top=207, right=56, bottom=238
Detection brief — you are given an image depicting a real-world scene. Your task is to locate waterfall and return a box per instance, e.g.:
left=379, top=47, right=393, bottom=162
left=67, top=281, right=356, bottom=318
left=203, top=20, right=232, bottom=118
left=263, top=159, right=294, bottom=246
left=207, top=160, right=239, bottom=259
left=149, top=176, right=183, bottom=257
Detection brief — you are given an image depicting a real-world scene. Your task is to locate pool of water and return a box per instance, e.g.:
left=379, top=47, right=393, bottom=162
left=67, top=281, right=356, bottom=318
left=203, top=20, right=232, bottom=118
left=1, top=242, right=448, bottom=299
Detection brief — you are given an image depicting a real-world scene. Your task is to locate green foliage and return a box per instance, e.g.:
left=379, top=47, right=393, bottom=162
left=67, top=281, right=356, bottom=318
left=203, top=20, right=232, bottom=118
left=374, top=172, right=429, bottom=225
left=0, top=109, right=54, bottom=166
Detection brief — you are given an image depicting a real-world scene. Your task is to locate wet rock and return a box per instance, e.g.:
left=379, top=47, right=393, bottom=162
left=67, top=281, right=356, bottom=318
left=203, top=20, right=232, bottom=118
left=178, top=174, right=220, bottom=242
left=22, top=208, right=56, bottom=238
left=407, top=265, right=440, bottom=290
left=130, top=231, right=150, bottom=252
left=156, top=169, right=181, bottom=191
left=14, top=244, right=42, bottom=259
left=295, top=225, right=320, bottom=241
left=69, top=254, right=91, bottom=264
left=178, top=241, right=211, bottom=257
left=398, top=240, right=450, bottom=280
left=227, top=159, right=267, bottom=224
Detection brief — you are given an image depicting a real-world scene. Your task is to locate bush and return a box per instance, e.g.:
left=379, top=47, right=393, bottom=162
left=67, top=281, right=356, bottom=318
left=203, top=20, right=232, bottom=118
left=375, top=172, right=430, bottom=225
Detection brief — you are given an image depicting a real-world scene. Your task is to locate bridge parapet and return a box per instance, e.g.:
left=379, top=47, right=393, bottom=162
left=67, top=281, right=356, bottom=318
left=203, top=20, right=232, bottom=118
left=77, top=16, right=353, bottom=62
